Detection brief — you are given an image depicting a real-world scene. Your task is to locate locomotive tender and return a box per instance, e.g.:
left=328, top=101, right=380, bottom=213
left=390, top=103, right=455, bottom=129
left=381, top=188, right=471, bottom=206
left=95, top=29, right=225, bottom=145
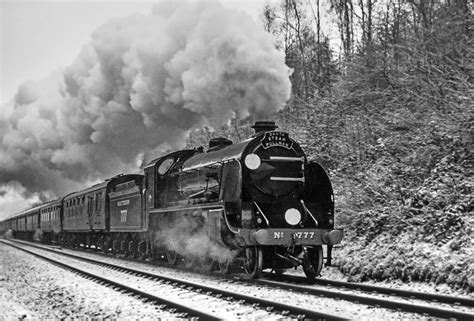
left=1, top=121, right=343, bottom=279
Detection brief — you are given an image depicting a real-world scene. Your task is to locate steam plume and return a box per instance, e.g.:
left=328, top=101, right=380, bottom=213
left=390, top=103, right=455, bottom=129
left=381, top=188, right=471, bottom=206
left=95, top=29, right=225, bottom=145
left=155, top=212, right=237, bottom=264
left=0, top=0, right=291, bottom=206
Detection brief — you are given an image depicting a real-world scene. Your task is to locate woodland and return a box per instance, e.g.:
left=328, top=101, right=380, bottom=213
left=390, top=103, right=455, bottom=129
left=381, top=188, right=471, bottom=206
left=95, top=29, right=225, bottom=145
left=187, top=0, right=473, bottom=292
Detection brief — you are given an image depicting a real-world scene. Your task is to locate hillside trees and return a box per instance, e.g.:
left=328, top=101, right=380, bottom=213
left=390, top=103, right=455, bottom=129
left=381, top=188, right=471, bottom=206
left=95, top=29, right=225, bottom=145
left=321, top=0, right=472, bottom=203
left=262, top=0, right=336, bottom=101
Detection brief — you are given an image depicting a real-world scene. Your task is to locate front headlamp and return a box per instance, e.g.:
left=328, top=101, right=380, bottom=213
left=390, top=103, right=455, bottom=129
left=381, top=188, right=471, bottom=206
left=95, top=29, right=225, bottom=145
left=284, top=208, right=302, bottom=225
left=244, top=153, right=261, bottom=170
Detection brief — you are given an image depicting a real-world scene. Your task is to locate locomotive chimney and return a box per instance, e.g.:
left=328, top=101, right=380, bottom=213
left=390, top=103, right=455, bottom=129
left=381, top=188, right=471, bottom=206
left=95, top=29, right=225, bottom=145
left=251, top=121, right=278, bottom=134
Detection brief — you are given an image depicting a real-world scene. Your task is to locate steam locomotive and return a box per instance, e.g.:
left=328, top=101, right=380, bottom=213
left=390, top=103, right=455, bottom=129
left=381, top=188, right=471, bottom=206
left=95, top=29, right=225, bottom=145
left=1, top=121, right=343, bottom=279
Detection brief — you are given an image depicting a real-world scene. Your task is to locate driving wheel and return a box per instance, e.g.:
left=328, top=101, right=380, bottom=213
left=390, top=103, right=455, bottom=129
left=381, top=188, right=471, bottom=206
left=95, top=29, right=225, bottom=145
left=243, top=246, right=263, bottom=279
left=302, top=245, right=323, bottom=280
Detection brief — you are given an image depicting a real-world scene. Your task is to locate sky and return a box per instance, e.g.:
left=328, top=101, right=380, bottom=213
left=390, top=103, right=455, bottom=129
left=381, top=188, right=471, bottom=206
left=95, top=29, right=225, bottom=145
left=0, top=0, right=276, bottom=105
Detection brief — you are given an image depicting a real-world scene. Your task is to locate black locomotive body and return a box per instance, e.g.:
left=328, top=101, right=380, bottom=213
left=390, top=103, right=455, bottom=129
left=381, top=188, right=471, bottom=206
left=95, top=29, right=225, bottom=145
left=144, top=121, right=343, bottom=278
left=1, top=121, right=342, bottom=280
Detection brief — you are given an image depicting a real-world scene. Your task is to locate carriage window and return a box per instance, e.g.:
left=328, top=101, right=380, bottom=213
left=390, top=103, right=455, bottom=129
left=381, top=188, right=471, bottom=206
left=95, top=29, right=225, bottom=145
left=98, top=192, right=102, bottom=211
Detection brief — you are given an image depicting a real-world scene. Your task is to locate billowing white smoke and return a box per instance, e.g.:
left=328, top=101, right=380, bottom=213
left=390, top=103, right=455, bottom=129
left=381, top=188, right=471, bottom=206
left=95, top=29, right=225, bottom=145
left=0, top=0, right=291, bottom=203
left=154, top=211, right=237, bottom=264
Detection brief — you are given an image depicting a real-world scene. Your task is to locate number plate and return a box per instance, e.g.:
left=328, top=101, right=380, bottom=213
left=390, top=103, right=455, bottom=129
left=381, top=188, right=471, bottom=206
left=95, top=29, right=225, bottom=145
left=292, top=231, right=315, bottom=239
left=273, top=231, right=315, bottom=239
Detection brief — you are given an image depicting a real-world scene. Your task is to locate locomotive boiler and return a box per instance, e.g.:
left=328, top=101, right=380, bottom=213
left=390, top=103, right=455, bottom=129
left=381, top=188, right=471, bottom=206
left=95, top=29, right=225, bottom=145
left=144, top=121, right=343, bottom=279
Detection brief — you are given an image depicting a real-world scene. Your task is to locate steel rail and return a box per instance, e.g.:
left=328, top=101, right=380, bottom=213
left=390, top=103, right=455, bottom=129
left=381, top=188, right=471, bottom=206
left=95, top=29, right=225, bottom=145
left=3, top=239, right=345, bottom=320
left=257, top=275, right=474, bottom=321
left=2, top=240, right=219, bottom=321
left=265, top=273, right=474, bottom=307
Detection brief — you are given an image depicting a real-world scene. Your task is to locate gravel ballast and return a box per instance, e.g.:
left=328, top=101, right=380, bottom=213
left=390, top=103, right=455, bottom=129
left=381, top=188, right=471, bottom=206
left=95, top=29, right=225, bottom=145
left=0, top=242, right=180, bottom=319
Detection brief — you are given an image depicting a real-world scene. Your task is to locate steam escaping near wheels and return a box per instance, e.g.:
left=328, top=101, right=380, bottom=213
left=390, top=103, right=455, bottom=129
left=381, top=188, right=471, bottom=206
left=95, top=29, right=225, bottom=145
left=153, top=212, right=238, bottom=265
left=0, top=0, right=291, bottom=211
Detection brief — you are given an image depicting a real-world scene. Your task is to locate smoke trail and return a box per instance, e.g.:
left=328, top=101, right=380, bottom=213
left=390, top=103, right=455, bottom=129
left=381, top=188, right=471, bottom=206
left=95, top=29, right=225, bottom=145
left=0, top=0, right=291, bottom=203
left=0, top=182, right=44, bottom=219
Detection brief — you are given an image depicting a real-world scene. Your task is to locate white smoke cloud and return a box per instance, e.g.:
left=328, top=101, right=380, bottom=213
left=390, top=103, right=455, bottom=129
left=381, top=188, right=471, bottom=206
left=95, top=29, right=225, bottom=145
left=154, top=211, right=237, bottom=264
left=0, top=0, right=291, bottom=210
left=0, top=182, right=42, bottom=220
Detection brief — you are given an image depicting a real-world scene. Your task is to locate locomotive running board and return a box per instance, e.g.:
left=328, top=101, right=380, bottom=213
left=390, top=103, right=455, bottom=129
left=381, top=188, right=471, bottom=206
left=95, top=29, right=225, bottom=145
left=148, top=202, right=223, bottom=214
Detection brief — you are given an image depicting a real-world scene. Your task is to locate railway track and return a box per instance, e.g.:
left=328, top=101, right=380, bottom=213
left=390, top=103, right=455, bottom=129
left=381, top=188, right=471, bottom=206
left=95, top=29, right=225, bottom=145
left=5, top=239, right=474, bottom=320
left=251, top=273, right=474, bottom=320
left=1, top=239, right=343, bottom=320
left=264, top=273, right=474, bottom=307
